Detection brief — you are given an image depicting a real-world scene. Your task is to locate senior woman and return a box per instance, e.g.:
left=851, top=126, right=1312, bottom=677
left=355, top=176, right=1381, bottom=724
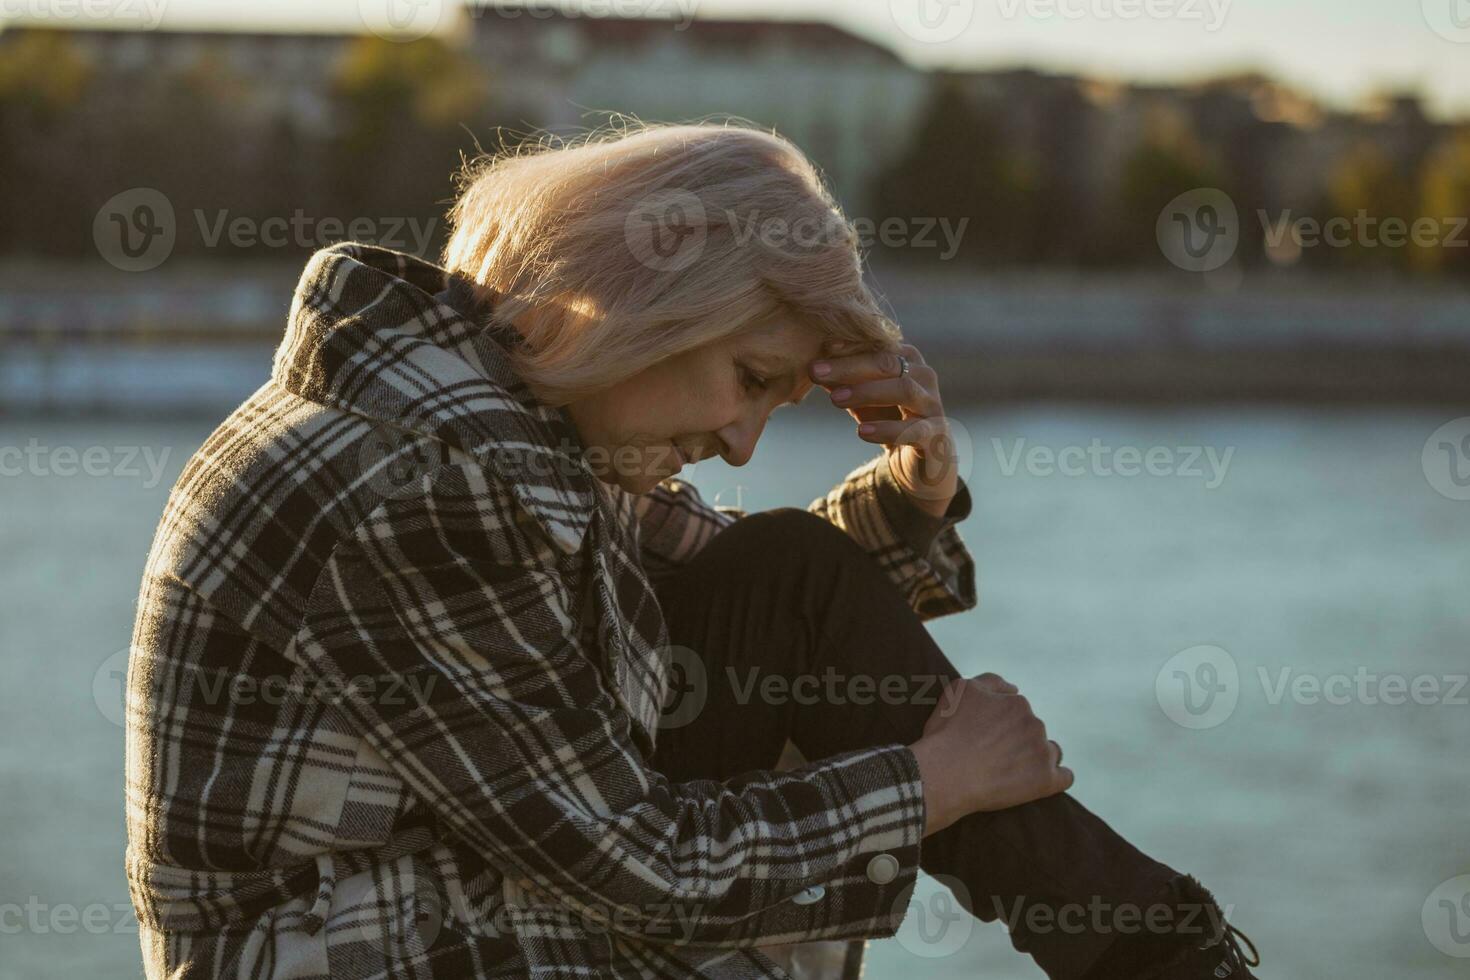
left=124, top=122, right=1259, bottom=979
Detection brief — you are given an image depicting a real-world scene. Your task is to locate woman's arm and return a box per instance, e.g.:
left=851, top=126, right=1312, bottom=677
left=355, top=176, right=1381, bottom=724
left=628, top=452, right=976, bottom=621
left=291, top=461, right=927, bottom=948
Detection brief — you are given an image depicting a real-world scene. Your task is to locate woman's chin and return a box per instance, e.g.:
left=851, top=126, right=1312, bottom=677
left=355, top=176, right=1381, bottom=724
left=598, top=470, right=663, bottom=495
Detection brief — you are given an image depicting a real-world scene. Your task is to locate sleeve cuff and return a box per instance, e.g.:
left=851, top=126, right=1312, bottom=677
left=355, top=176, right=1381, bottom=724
left=872, top=452, right=973, bottom=558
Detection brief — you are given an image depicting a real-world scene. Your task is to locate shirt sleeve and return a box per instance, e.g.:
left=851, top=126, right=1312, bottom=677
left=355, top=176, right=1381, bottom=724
left=631, top=451, right=977, bottom=622
left=292, top=461, right=927, bottom=948
left=868, top=453, right=972, bottom=559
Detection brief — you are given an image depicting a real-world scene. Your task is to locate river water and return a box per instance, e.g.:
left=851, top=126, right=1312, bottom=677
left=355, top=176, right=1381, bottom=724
left=1, top=405, right=1466, bottom=978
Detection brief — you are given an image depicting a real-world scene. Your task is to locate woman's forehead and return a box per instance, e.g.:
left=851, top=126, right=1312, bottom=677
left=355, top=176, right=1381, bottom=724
left=737, top=319, right=831, bottom=358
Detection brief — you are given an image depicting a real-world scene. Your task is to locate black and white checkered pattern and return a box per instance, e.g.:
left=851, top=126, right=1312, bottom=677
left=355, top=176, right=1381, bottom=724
left=125, top=242, right=978, bottom=979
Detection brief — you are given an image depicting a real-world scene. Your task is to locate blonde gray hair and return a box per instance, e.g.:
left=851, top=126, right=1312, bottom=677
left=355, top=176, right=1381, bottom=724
left=441, top=118, right=904, bottom=408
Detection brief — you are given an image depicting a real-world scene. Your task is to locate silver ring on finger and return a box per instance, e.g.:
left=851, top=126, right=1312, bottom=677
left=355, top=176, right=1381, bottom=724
left=896, top=354, right=909, bottom=378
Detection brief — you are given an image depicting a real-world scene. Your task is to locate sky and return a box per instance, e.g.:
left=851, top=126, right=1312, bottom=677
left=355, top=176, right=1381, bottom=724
left=6, top=0, right=1470, bottom=118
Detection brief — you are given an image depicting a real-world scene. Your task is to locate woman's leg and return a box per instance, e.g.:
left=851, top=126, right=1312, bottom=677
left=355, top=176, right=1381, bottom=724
left=647, top=508, right=1221, bottom=980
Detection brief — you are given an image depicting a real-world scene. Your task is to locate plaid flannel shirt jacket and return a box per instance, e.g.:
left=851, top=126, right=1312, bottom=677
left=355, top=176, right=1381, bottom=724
left=124, top=241, right=977, bottom=979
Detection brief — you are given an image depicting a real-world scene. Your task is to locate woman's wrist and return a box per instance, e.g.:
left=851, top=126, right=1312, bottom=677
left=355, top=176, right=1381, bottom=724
left=907, top=738, right=959, bottom=838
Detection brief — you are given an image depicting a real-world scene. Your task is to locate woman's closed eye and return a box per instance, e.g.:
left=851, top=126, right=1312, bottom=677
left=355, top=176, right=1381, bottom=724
left=738, top=362, right=770, bottom=394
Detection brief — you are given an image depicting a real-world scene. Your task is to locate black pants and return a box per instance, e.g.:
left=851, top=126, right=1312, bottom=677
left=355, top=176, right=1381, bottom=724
left=648, top=508, right=1181, bottom=979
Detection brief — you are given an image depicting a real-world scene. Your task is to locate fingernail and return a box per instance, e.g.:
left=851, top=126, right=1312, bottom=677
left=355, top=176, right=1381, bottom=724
left=811, top=361, right=831, bottom=378
left=832, top=386, right=850, bottom=402
left=858, top=423, right=876, bottom=434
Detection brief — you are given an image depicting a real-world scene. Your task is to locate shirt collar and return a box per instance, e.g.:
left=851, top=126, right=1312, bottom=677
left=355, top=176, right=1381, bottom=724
left=273, top=241, right=598, bottom=555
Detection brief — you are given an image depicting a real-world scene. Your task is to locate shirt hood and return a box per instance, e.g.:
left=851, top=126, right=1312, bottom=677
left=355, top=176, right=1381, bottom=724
left=271, top=240, right=599, bottom=555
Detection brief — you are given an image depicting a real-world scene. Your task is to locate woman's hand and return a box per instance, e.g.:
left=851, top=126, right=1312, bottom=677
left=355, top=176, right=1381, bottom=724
left=909, top=674, right=1072, bottom=837
left=809, top=343, right=959, bottom=519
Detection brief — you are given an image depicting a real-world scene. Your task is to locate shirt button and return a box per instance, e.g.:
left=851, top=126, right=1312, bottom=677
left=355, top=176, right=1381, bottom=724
left=865, top=853, right=901, bottom=885
left=789, top=884, right=826, bottom=905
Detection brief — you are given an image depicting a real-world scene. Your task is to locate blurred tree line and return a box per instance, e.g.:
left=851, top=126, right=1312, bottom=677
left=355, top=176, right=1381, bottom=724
left=0, top=28, right=527, bottom=261
left=2, top=29, right=1468, bottom=279
left=874, top=74, right=1470, bottom=278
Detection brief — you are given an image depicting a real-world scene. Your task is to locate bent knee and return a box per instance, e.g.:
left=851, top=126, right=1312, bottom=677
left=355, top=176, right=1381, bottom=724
left=718, top=507, right=866, bottom=562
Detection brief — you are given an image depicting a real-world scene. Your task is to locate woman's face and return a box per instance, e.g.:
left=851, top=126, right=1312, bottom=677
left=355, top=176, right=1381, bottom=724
left=565, top=318, right=829, bottom=494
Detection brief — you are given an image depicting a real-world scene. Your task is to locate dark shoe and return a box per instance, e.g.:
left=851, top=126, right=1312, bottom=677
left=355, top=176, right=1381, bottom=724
left=1161, top=911, right=1260, bottom=979
left=1081, top=873, right=1261, bottom=980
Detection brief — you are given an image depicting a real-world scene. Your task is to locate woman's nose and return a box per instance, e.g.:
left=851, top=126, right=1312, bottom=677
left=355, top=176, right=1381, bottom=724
left=716, top=417, right=765, bottom=468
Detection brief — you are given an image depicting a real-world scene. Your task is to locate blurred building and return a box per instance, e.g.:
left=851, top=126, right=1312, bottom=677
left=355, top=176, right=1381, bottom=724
left=3, top=12, right=1470, bottom=413
left=465, top=6, right=928, bottom=212
left=17, top=26, right=357, bottom=130
left=0, top=9, right=1465, bottom=260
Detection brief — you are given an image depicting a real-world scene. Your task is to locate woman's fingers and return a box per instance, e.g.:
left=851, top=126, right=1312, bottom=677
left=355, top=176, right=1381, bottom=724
left=829, top=373, right=941, bottom=418
left=1054, top=765, right=1076, bottom=793
left=1048, top=742, right=1072, bottom=793
left=973, top=672, right=1020, bottom=695
left=808, top=345, right=925, bottom=386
